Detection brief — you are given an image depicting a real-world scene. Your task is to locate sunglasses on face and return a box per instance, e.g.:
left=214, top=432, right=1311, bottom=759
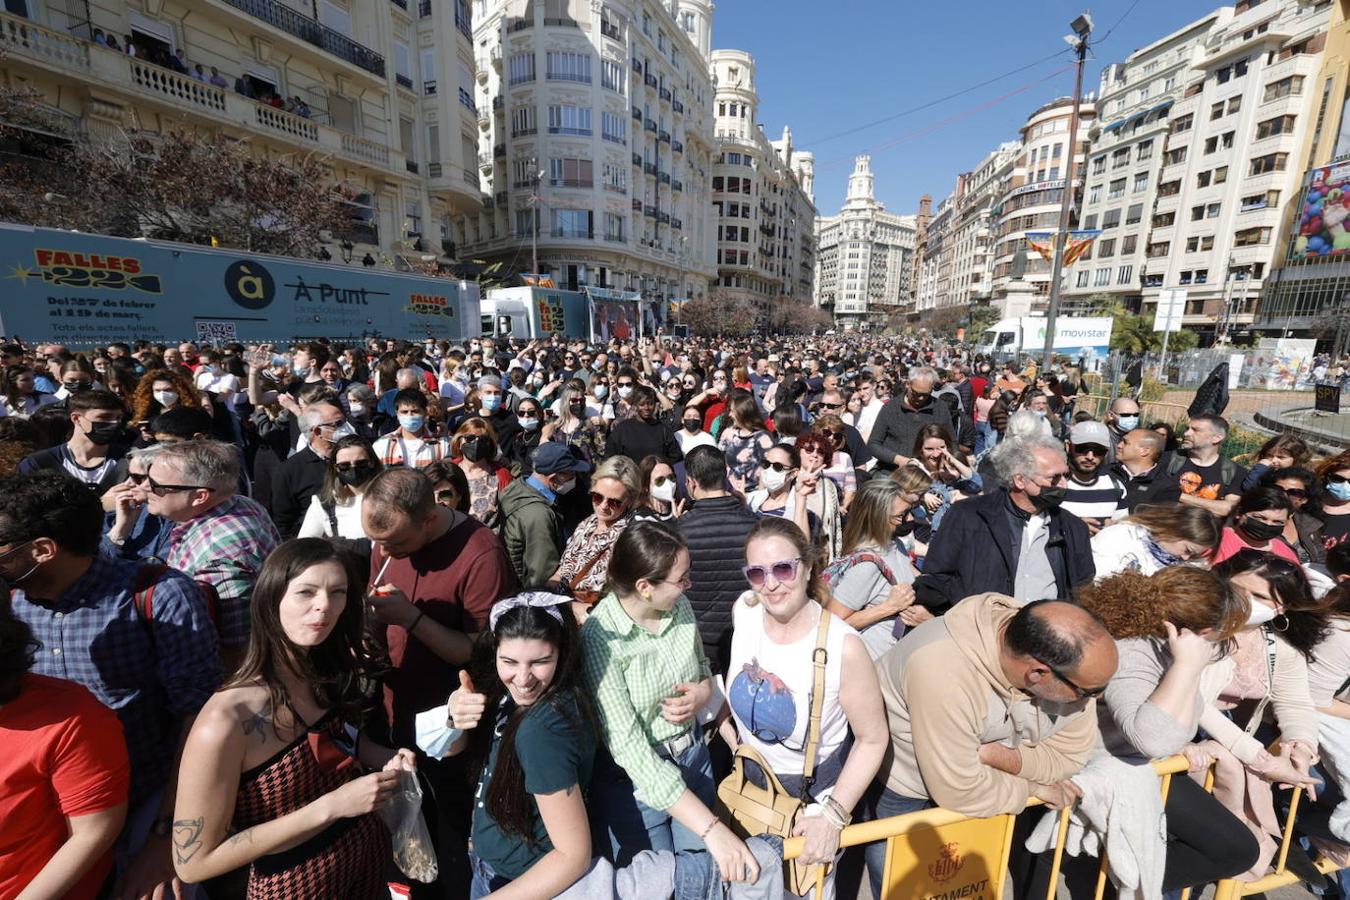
left=146, top=474, right=211, bottom=496
left=818, top=401, right=843, bottom=410
left=335, top=462, right=373, bottom=473
left=590, top=491, right=627, bottom=510
left=759, top=460, right=793, bottom=472
left=742, top=557, right=803, bottom=588
left=1281, top=487, right=1309, bottom=500
left=1328, top=473, right=1350, bottom=485
left=1072, top=445, right=1108, bottom=457
left=128, top=472, right=149, bottom=485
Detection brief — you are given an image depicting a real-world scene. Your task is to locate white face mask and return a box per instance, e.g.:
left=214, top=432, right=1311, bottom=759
left=554, top=476, right=576, bottom=495
left=760, top=468, right=789, bottom=492
left=652, top=480, right=676, bottom=503
left=154, top=389, right=179, bottom=408
left=1245, top=601, right=1277, bottom=627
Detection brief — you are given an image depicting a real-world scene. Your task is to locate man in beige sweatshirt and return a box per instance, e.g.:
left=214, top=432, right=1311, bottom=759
left=863, top=594, right=1118, bottom=897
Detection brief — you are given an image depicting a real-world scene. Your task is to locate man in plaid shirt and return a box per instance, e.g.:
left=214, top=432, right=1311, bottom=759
left=147, top=439, right=280, bottom=662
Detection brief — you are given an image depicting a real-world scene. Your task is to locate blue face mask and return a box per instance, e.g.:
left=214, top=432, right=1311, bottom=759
left=1116, top=415, right=1140, bottom=431
left=398, top=414, right=425, bottom=433
left=1327, top=480, right=1350, bottom=502
left=482, top=394, right=502, bottom=413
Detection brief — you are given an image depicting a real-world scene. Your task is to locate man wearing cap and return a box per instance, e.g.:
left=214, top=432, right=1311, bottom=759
left=1060, top=421, right=1128, bottom=535
left=498, top=442, right=592, bottom=588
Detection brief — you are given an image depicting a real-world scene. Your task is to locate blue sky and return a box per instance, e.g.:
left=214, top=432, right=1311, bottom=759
left=712, top=0, right=1226, bottom=217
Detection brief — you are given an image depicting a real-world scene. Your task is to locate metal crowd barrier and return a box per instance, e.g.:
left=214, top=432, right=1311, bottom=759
left=779, top=754, right=1349, bottom=900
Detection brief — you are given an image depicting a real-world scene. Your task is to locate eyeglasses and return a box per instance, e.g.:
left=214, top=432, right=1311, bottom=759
left=1280, top=487, right=1309, bottom=500
left=742, top=557, right=803, bottom=588
left=818, top=401, right=843, bottom=410
left=659, top=572, right=693, bottom=590
left=590, top=491, right=627, bottom=510
left=0, top=539, right=35, bottom=563
left=759, top=460, right=793, bottom=472
left=1039, top=659, right=1107, bottom=699
left=128, top=472, right=149, bottom=485
left=335, top=461, right=373, bottom=473
left=145, top=473, right=212, bottom=496
left=435, top=489, right=459, bottom=504
left=1328, top=473, right=1350, bottom=485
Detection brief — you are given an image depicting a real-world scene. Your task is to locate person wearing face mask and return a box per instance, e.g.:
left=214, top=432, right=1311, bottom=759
left=675, top=402, right=716, bottom=455
left=607, top=385, right=684, bottom=466
left=343, top=384, right=379, bottom=440
left=1104, top=397, right=1143, bottom=463
left=1210, top=486, right=1300, bottom=566
left=499, top=443, right=591, bottom=588
left=916, top=432, right=1096, bottom=611
left=19, top=389, right=128, bottom=492
left=298, top=435, right=383, bottom=552
left=372, top=389, right=448, bottom=469
left=1316, top=451, right=1350, bottom=552
left=452, top=420, right=512, bottom=528
left=503, top=398, right=545, bottom=476
left=866, top=367, right=951, bottom=475
left=476, top=373, right=521, bottom=451
left=272, top=401, right=354, bottom=539
left=130, top=369, right=200, bottom=441
left=745, top=443, right=817, bottom=539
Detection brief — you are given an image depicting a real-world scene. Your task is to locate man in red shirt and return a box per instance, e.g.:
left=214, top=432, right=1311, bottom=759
left=362, top=467, right=517, bottom=899
left=1, top=608, right=130, bottom=900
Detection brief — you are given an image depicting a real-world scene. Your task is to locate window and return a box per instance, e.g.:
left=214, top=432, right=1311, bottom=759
left=1126, top=203, right=1143, bottom=225
left=1094, top=268, right=1111, bottom=286
left=1082, top=214, right=1098, bottom=230
left=547, top=104, right=592, bottom=135
left=1154, top=211, right=1176, bottom=227
left=601, top=59, right=625, bottom=94
left=508, top=52, right=535, bottom=84
left=394, top=41, right=412, bottom=84
left=1228, top=96, right=1241, bottom=115
left=1112, top=147, right=1131, bottom=168
left=1171, top=114, right=1194, bottom=134
left=1263, top=75, right=1304, bottom=102
left=1158, top=180, right=1181, bottom=197
left=1249, top=152, right=1288, bottom=175
left=1088, top=184, right=1102, bottom=205
left=512, top=156, right=539, bottom=187
left=1195, top=268, right=1209, bottom=284
left=1256, top=115, right=1296, bottom=139
left=546, top=51, right=591, bottom=83
left=549, top=157, right=593, bottom=187
left=1214, top=166, right=1228, bottom=184
left=515, top=208, right=537, bottom=238
left=552, top=208, right=593, bottom=238
left=1133, top=172, right=1149, bottom=193
left=1098, top=238, right=1116, bottom=258
left=1198, top=170, right=1212, bottom=188
left=1206, top=202, right=1221, bottom=218
left=421, top=48, right=436, bottom=94
left=1204, top=136, right=1218, bottom=153
left=1091, top=155, right=1107, bottom=175
left=1076, top=271, right=1090, bottom=288
left=1137, top=139, right=1154, bottom=160
left=1234, top=226, right=1272, bottom=246
left=601, top=111, right=626, bottom=144
left=1102, top=208, right=1121, bottom=229
left=603, top=161, right=627, bottom=192
left=511, top=106, right=535, bottom=137
left=1164, top=146, right=1187, bottom=165
left=1148, top=241, right=1170, bottom=257
left=1191, top=205, right=1206, bottom=222
left=604, top=212, right=624, bottom=241
left=1240, top=190, right=1279, bottom=211
left=1109, top=178, right=1126, bottom=199
left=1211, top=100, right=1226, bottom=120
left=1122, top=234, right=1138, bottom=255
left=1117, top=265, right=1133, bottom=285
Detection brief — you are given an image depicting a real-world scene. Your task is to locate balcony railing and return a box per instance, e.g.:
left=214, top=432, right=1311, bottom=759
left=396, top=73, right=414, bottom=89
left=658, top=171, right=670, bottom=184
left=419, top=0, right=431, bottom=16
left=406, top=159, right=420, bottom=174
left=507, top=17, right=532, bottom=31
left=672, top=179, right=682, bottom=192
left=632, top=153, right=643, bottom=166
left=672, top=99, right=684, bottom=114
left=428, top=162, right=443, bottom=177
left=632, top=198, right=643, bottom=211
left=658, top=130, right=670, bottom=143
left=643, top=163, right=657, bottom=175
left=391, top=0, right=408, bottom=8
left=644, top=205, right=658, bottom=217
left=644, top=118, right=657, bottom=133
left=659, top=87, right=671, bottom=102
left=255, top=101, right=319, bottom=142
left=423, top=79, right=436, bottom=95
left=219, top=0, right=385, bottom=76
left=544, top=17, right=579, bottom=27
left=0, top=11, right=92, bottom=71
left=458, top=87, right=475, bottom=110
left=601, top=19, right=621, bottom=40
left=551, top=228, right=592, bottom=238
left=657, top=212, right=670, bottom=224
left=672, top=140, right=683, bottom=154
left=130, top=60, right=229, bottom=114
left=644, top=73, right=657, bottom=88
left=672, top=217, right=682, bottom=230
left=455, top=9, right=471, bottom=37
left=550, top=178, right=593, bottom=188
left=631, top=57, right=643, bottom=72
left=632, top=105, right=643, bottom=120
left=604, top=232, right=625, bottom=243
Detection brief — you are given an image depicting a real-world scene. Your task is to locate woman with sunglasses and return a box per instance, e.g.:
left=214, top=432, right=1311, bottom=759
left=1091, top=503, right=1223, bottom=579
left=298, top=435, right=382, bottom=546
left=723, top=518, right=887, bottom=897
left=633, top=454, right=682, bottom=522
left=794, top=429, right=845, bottom=561
left=1260, top=467, right=1326, bottom=566
left=747, top=444, right=817, bottom=540
left=425, top=460, right=471, bottom=513
left=1202, top=549, right=1325, bottom=877
left=503, top=397, right=545, bottom=475
left=580, top=522, right=762, bottom=882
left=1213, top=486, right=1300, bottom=565
left=452, top=418, right=511, bottom=529
left=546, top=382, right=606, bottom=464
left=1316, top=451, right=1350, bottom=553
left=554, top=455, right=640, bottom=617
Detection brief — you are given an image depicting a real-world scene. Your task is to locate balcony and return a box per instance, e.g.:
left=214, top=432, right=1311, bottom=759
left=672, top=99, right=684, bottom=114
left=672, top=179, right=682, bottom=192
left=218, top=0, right=385, bottom=76
left=601, top=19, right=621, bottom=40
left=644, top=205, right=658, bottom=218
left=551, top=228, right=592, bottom=238
left=396, top=73, right=414, bottom=89
left=550, top=178, right=593, bottom=188
left=455, top=9, right=471, bottom=37
left=632, top=153, right=643, bottom=166
left=419, top=0, right=431, bottom=16
left=506, top=17, right=532, bottom=31
left=406, top=159, right=420, bottom=174
left=493, top=143, right=506, bottom=157
left=658, top=171, right=670, bottom=184
left=672, top=140, right=683, bottom=154
left=458, top=87, right=475, bottom=110
left=463, top=167, right=477, bottom=184
left=658, top=130, right=670, bottom=143
left=658, top=212, right=670, bottom=224
left=631, top=57, right=643, bottom=72
left=644, top=73, right=658, bottom=89
left=632, top=106, right=643, bottom=120
left=644, top=118, right=657, bottom=133
left=660, top=87, right=672, bottom=103
left=632, top=198, right=643, bottom=211
left=493, top=95, right=504, bottom=111
left=392, top=0, right=408, bottom=8
left=478, top=152, right=492, bottom=170
left=671, top=218, right=682, bottom=230
left=423, top=79, right=437, bottom=95
left=428, top=162, right=443, bottom=177
left=544, top=17, right=579, bottom=27
left=644, top=162, right=657, bottom=175
left=605, top=232, right=625, bottom=243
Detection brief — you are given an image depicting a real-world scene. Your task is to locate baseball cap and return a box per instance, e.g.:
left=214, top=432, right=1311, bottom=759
left=533, top=443, right=593, bottom=475
left=1069, top=421, right=1111, bottom=448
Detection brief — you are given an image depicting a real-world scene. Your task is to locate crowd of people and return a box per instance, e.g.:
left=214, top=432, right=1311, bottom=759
left=2, top=330, right=1350, bottom=900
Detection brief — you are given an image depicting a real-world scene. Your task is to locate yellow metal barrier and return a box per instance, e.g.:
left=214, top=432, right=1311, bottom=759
left=777, top=756, right=1234, bottom=900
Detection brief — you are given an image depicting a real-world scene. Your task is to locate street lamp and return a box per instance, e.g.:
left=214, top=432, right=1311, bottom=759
left=1041, top=10, right=1093, bottom=370
left=531, top=168, right=546, bottom=280
left=339, top=240, right=354, bottom=264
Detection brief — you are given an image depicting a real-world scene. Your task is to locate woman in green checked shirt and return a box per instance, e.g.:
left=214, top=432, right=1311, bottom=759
left=580, top=520, right=762, bottom=884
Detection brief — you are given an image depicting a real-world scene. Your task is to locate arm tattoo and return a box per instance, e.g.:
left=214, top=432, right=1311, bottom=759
left=225, top=829, right=255, bottom=847
left=241, top=700, right=273, bottom=743
left=172, top=817, right=205, bottom=865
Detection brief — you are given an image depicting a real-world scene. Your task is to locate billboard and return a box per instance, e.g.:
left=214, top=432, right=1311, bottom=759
left=1291, top=161, right=1350, bottom=261
left=0, top=224, right=479, bottom=346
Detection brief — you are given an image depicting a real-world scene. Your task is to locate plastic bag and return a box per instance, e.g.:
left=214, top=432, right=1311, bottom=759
left=378, top=767, right=438, bottom=883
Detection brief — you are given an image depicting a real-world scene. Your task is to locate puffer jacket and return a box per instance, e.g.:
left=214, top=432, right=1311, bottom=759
left=677, top=495, right=761, bottom=674
left=498, top=478, right=562, bottom=589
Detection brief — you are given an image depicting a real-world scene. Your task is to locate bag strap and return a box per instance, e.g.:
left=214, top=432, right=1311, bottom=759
left=320, top=495, right=339, bottom=536
left=132, top=562, right=170, bottom=631
left=1244, top=628, right=1279, bottom=736
left=799, top=609, right=831, bottom=799
left=566, top=543, right=610, bottom=592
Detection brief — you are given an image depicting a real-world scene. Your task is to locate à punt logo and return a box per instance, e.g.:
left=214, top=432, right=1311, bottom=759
left=928, top=841, right=965, bottom=884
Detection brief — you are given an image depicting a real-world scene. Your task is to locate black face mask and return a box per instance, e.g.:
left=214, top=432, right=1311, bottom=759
left=1240, top=517, right=1285, bottom=541
left=683, top=419, right=702, bottom=432
left=908, top=392, right=932, bottom=408
left=462, top=436, right=494, bottom=462
left=335, top=465, right=376, bottom=488
left=84, top=421, right=124, bottom=445
left=1031, top=486, right=1067, bottom=511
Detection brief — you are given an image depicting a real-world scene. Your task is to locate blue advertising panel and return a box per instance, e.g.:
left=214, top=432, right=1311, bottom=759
left=0, top=225, right=477, bottom=346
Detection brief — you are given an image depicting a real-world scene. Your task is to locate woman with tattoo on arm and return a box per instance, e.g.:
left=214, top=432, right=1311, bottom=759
left=172, top=539, right=414, bottom=897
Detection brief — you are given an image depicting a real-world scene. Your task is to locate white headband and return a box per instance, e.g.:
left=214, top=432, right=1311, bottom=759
left=488, top=592, right=570, bottom=632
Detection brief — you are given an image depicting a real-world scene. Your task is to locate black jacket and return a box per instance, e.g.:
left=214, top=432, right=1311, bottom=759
left=271, top=446, right=329, bottom=538
left=868, top=397, right=957, bottom=472
left=607, top=417, right=684, bottom=465
left=915, top=490, right=1096, bottom=611
left=1111, top=460, right=1181, bottom=513
left=678, top=494, right=760, bottom=674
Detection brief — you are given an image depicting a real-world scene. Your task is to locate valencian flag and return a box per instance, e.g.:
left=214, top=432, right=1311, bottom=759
left=1025, top=230, right=1102, bottom=266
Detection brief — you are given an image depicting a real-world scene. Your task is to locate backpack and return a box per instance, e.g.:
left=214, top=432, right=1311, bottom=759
left=133, top=563, right=221, bottom=636
left=1165, top=453, right=1238, bottom=489
left=820, top=550, right=897, bottom=591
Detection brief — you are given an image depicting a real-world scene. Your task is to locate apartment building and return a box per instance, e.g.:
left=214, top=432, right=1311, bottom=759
left=914, top=185, right=959, bottom=314
left=990, top=95, right=1097, bottom=317
left=458, top=0, right=716, bottom=307
left=0, top=0, right=481, bottom=261
left=814, top=155, right=917, bottom=329
left=950, top=142, right=1020, bottom=310
left=708, top=51, right=816, bottom=319
left=1063, top=11, right=1227, bottom=316
left=1140, top=0, right=1329, bottom=342
left=908, top=193, right=933, bottom=316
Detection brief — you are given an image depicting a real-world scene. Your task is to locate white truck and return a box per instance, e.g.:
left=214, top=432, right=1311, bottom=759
left=975, top=316, right=1114, bottom=363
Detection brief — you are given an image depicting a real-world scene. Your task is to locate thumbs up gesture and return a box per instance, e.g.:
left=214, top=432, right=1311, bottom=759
left=448, top=670, right=487, bottom=731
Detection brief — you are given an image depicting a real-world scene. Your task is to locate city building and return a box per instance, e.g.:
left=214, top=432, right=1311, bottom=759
left=458, top=0, right=717, bottom=310
left=908, top=193, right=933, bottom=318
left=1136, top=0, right=1328, bottom=343
left=709, top=50, right=817, bottom=322
left=0, top=0, right=482, bottom=264
left=813, top=155, right=917, bottom=329
left=1258, top=0, right=1350, bottom=348
left=989, top=95, right=1097, bottom=317
left=1063, top=11, right=1228, bottom=316
left=950, top=142, right=1020, bottom=310
left=914, top=184, right=960, bottom=314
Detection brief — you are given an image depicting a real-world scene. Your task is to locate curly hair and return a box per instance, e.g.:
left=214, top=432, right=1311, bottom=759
left=129, top=368, right=201, bottom=425
left=1076, top=567, right=1247, bottom=642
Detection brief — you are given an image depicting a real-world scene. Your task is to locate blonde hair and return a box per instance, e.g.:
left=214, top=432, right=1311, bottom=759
left=593, top=455, right=641, bottom=498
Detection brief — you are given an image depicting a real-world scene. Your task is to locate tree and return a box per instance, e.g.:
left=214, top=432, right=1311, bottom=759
left=679, top=292, right=756, bottom=337
left=765, top=298, right=833, bottom=334
left=0, top=86, right=354, bottom=259
left=1110, top=312, right=1198, bottom=354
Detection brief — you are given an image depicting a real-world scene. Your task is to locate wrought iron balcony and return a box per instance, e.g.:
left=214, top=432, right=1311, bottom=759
left=644, top=205, right=658, bottom=218
left=632, top=198, right=643, bottom=211
left=658, top=171, right=670, bottom=184
left=419, top=0, right=431, bottom=16
left=672, top=140, right=682, bottom=154
left=672, top=218, right=682, bottom=230
left=658, top=130, right=670, bottom=143
left=219, top=0, right=385, bottom=76
left=391, top=0, right=407, bottom=9
left=644, top=73, right=657, bottom=88
left=396, top=73, right=413, bottom=89
left=644, top=118, right=657, bottom=133
left=643, top=162, right=657, bottom=175
left=659, top=87, right=671, bottom=103
left=493, top=95, right=504, bottom=110
left=672, top=179, right=682, bottom=192
left=632, top=105, right=643, bottom=120
left=631, top=57, right=642, bottom=72
left=428, top=162, right=443, bottom=177
left=672, top=99, right=684, bottom=114
left=406, top=159, right=420, bottom=173
left=601, top=19, right=620, bottom=40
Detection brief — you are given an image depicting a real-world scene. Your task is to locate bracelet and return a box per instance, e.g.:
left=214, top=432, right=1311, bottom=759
left=804, top=802, right=847, bottom=829
left=408, top=610, right=425, bottom=634
left=699, top=817, right=721, bottom=840
left=823, top=795, right=853, bottom=827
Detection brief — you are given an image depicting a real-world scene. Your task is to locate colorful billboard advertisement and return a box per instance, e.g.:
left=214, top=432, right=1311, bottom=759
left=1292, top=161, right=1350, bottom=260
left=0, top=224, right=479, bottom=346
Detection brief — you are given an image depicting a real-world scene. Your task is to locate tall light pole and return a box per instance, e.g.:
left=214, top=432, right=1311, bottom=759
left=1041, top=11, right=1093, bottom=370
left=530, top=168, right=545, bottom=280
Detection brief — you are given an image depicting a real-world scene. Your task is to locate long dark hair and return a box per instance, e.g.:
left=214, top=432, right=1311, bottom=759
left=466, top=603, right=597, bottom=843
left=0, top=585, right=38, bottom=704
left=1213, top=548, right=1328, bottom=658
left=227, top=539, right=385, bottom=729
